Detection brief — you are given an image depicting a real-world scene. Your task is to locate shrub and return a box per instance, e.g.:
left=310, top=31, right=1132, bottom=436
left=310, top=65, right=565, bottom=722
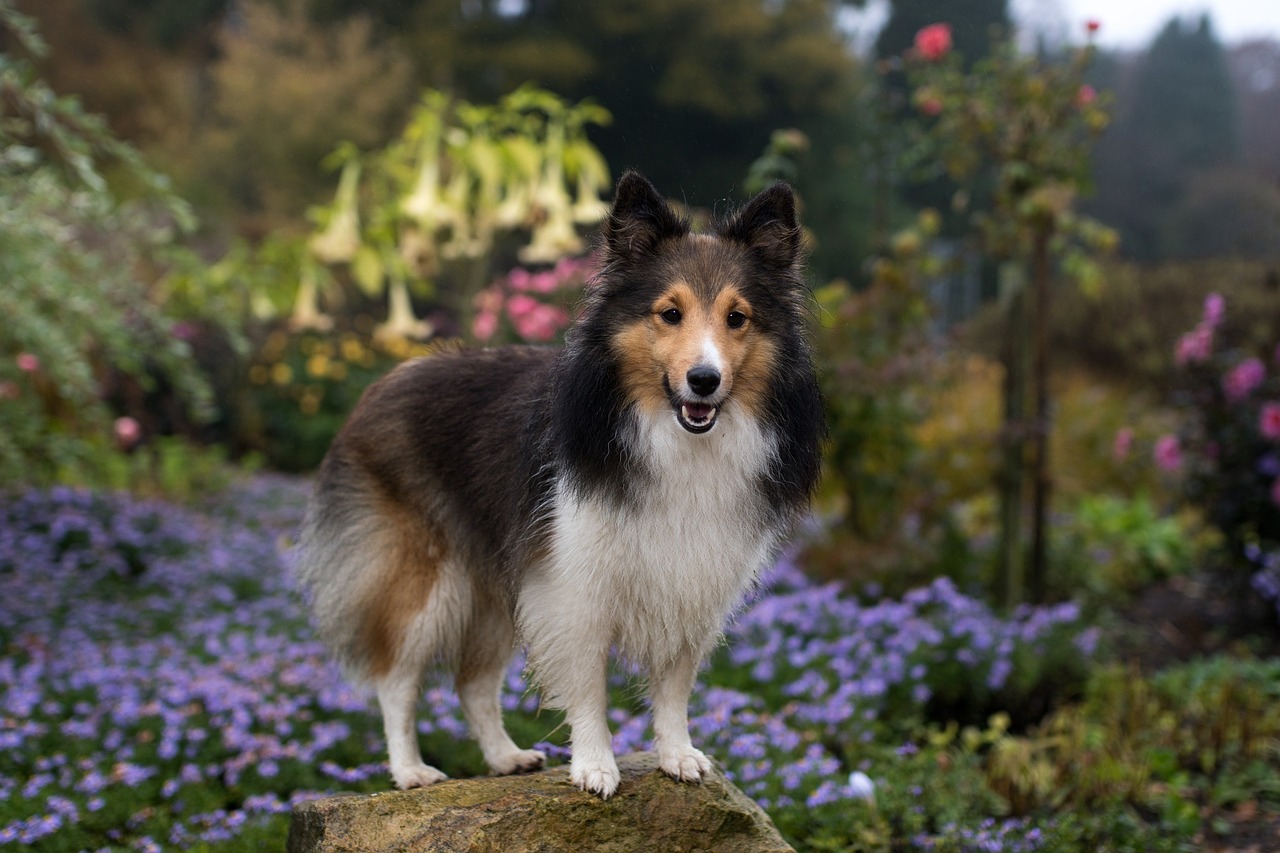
left=0, top=4, right=213, bottom=485
left=1161, top=292, right=1280, bottom=617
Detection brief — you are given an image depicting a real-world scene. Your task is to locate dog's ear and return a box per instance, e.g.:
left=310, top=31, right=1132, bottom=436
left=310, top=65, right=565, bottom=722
left=721, top=182, right=801, bottom=272
left=603, top=171, right=688, bottom=263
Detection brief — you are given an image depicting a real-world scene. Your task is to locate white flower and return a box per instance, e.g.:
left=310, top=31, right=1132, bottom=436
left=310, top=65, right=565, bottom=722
left=847, top=770, right=876, bottom=801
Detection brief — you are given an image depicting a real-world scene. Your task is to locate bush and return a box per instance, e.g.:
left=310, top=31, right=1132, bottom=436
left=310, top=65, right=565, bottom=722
left=1161, top=291, right=1280, bottom=617
left=0, top=5, right=214, bottom=485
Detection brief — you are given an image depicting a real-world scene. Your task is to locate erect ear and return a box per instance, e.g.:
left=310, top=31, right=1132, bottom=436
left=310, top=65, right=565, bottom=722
left=602, top=170, right=689, bottom=263
left=720, top=182, right=801, bottom=271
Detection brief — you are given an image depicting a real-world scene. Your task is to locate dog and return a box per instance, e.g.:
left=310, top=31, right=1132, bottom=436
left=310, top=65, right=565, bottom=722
left=294, top=170, right=824, bottom=798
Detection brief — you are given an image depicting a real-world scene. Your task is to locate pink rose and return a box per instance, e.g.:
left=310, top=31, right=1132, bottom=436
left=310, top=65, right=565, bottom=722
left=1086, top=19, right=1101, bottom=34
left=1154, top=434, right=1182, bottom=472
left=1261, top=402, right=1280, bottom=441
left=1223, top=358, right=1266, bottom=402
left=914, top=23, right=952, bottom=62
left=114, top=416, right=141, bottom=450
left=1075, top=85, right=1097, bottom=107
left=17, top=352, right=39, bottom=373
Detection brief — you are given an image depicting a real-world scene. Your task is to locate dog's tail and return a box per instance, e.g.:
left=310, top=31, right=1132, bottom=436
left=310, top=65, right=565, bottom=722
left=293, top=461, right=457, bottom=684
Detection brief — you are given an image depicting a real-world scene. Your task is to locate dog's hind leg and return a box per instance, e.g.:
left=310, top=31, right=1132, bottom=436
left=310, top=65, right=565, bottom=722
left=376, top=664, right=448, bottom=789
left=651, top=647, right=712, bottom=783
left=456, top=599, right=546, bottom=776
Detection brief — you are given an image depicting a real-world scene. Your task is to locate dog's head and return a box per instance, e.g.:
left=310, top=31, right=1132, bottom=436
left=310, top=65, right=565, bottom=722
left=579, top=170, right=807, bottom=436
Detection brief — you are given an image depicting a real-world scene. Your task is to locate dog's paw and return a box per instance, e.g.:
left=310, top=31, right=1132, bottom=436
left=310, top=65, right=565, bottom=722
left=658, top=745, right=712, bottom=783
left=391, top=762, right=448, bottom=790
left=489, top=748, right=547, bottom=776
left=570, top=757, right=621, bottom=799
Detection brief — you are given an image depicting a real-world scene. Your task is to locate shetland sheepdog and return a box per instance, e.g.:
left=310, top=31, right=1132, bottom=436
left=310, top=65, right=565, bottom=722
left=294, top=171, right=824, bottom=798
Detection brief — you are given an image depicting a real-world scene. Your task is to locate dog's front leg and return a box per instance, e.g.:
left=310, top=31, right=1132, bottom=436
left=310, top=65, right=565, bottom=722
left=562, top=647, right=620, bottom=798
left=650, top=648, right=712, bottom=782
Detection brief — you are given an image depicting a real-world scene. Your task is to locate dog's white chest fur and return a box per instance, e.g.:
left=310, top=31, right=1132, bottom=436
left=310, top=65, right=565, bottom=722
left=517, top=408, right=781, bottom=674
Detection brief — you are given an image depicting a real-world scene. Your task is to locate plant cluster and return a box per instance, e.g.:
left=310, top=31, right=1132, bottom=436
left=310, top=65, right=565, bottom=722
left=1160, top=292, right=1280, bottom=618
left=0, top=482, right=1098, bottom=850
left=301, top=86, right=611, bottom=341
left=0, top=3, right=213, bottom=486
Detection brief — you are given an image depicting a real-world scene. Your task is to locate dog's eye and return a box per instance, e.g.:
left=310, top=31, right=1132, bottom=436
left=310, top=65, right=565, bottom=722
left=726, top=311, right=747, bottom=329
left=660, top=308, right=682, bottom=325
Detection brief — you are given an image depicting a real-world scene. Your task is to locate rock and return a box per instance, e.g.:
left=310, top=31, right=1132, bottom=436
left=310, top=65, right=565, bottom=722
left=287, top=751, right=795, bottom=853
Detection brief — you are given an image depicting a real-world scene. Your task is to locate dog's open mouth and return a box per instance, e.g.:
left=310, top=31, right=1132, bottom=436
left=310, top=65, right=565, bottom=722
left=675, top=401, right=718, bottom=433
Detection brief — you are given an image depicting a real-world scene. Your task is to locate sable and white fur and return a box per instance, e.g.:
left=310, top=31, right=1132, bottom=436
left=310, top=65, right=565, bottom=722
left=294, top=171, right=824, bottom=798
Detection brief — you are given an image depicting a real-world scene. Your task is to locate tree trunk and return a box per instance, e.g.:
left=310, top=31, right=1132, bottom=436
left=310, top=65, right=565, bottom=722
left=1028, top=226, right=1053, bottom=603
left=997, top=261, right=1029, bottom=609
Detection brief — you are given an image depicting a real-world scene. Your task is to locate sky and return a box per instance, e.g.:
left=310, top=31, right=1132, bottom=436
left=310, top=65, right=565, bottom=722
left=1044, top=0, right=1280, bottom=47
left=845, top=0, right=1280, bottom=51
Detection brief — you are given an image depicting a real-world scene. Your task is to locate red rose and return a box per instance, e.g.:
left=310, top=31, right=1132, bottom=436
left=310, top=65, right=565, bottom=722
left=914, top=23, right=952, bottom=62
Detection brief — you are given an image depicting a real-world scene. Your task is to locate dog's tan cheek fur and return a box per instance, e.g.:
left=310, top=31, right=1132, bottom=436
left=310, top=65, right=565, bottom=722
left=612, top=322, right=669, bottom=415
left=726, top=333, right=777, bottom=419
left=358, top=499, right=447, bottom=678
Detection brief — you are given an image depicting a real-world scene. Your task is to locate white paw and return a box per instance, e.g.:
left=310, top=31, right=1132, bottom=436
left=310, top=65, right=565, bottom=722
left=391, top=763, right=448, bottom=790
left=658, top=745, right=712, bottom=783
left=489, top=748, right=546, bottom=776
left=570, top=757, right=621, bottom=799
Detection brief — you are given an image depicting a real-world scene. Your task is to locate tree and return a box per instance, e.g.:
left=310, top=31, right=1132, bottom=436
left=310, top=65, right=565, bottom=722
left=1093, top=15, right=1241, bottom=260
left=903, top=22, right=1115, bottom=604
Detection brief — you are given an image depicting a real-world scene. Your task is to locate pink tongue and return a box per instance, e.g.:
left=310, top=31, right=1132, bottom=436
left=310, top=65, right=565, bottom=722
left=685, top=403, right=714, bottom=420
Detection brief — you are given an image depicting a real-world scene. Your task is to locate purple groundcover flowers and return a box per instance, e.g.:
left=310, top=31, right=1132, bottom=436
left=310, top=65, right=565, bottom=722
left=1, top=479, right=1092, bottom=850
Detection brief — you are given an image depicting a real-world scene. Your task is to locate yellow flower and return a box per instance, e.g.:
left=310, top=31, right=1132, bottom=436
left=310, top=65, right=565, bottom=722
left=270, top=363, right=294, bottom=385
left=306, top=354, right=331, bottom=378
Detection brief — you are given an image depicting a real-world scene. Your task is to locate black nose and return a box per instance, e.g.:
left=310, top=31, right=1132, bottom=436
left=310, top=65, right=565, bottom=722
left=686, top=366, right=721, bottom=397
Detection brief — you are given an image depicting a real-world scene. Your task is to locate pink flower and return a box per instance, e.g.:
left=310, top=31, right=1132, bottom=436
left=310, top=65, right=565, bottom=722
left=1224, top=358, right=1266, bottom=402
left=17, top=352, right=39, bottom=373
left=1112, top=427, right=1133, bottom=461
left=1085, top=19, right=1101, bottom=34
left=1075, top=85, right=1097, bottom=107
left=507, top=268, right=532, bottom=292
left=1261, top=402, right=1280, bottom=441
left=919, top=96, right=943, bottom=116
left=472, top=309, right=498, bottom=342
left=914, top=23, right=952, bottom=61
left=474, top=285, right=503, bottom=315
left=1154, top=434, right=1182, bottom=472
left=1175, top=325, right=1213, bottom=365
left=114, top=417, right=141, bottom=450
left=513, top=304, right=570, bottom=342
left=506, top=294, right=540, bottom=321
left=528, top=271, right=559, bottom=294
left=1203, top=292, right=1224, bottom=327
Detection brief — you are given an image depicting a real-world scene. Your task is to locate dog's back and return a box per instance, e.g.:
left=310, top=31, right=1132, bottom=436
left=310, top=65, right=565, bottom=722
left=296, top=345, right=554, bottom=680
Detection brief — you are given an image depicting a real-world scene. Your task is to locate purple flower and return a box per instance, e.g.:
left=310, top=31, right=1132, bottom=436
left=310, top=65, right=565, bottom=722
left=1154, top=435, right=1182, bottom=472
left=1224, top=358, right=1266, bottom=402
left=1203, top=292, right=1224, bottom=327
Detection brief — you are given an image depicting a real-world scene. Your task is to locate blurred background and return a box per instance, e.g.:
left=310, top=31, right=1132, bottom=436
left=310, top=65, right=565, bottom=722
left=5, top=1, right=1280, bottom=849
